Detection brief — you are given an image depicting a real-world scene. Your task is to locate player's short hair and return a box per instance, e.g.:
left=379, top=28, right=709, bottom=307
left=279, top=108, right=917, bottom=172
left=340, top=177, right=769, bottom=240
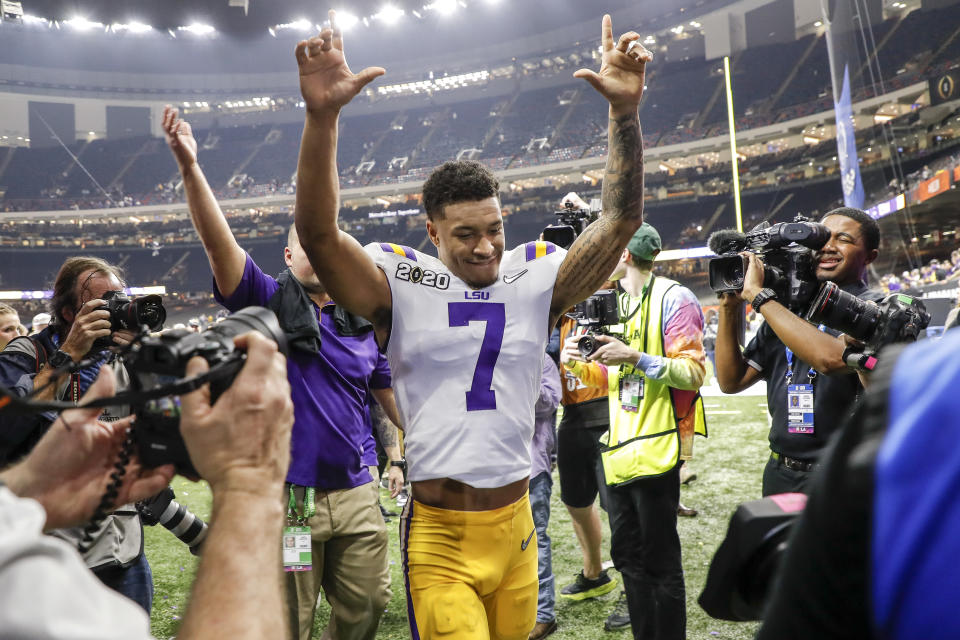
left=821, top=207, right=880, bottom=253
left=0, top=302, right=16, bottom=318
left=421, top=161, right=500, bottom=221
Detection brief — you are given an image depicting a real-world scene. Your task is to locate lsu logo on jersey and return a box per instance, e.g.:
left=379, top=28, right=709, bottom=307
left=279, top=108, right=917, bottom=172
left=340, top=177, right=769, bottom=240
left=395, top=262, right=450, bottom=290
left=464, top=291, right=490, bottom=300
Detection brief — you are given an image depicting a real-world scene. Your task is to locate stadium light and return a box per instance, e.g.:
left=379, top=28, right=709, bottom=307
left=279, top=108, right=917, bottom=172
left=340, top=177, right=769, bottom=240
left=374, top=5, right=404, bottom=25
left=334, top=10, right=359, bottom=30
left=21, top=14, right=48, bottom=25
left=276, top=18, right=311, bottom=31
left=112, top=21, right=153, bottom=34
left=179, top=23, right=215, bottom=36
left=64, top=16, right=104, bottom=31
left=428, top=0, right=458, bottom=16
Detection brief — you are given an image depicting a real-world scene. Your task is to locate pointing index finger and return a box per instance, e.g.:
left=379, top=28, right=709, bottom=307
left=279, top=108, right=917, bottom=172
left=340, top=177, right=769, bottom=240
left=329, top=9, right=343, bottom=52
left=601, top=14, right=614, bottom=52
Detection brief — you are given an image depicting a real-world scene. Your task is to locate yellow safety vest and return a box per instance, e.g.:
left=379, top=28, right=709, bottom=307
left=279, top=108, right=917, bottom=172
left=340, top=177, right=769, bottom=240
left=600, top=275, right=708, bottom=486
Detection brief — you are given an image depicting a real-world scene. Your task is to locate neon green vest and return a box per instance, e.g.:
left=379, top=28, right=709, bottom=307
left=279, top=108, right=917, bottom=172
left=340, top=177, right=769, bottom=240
left=600, top=275, right=708, bottom=486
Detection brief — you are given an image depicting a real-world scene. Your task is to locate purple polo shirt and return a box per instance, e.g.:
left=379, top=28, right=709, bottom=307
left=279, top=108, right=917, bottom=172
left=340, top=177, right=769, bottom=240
left=214, top=255, right=391, bottom=489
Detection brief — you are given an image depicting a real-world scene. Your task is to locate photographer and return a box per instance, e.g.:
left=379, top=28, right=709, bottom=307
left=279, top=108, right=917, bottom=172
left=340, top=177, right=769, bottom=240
left=715, top=207, right=883, bottom=496
left=561, top=223, right=707, bottom=640
left=0, top=256, right=155, bottom=610
left=0, top=331, right=293, bottom=640
left=164, top=106, right=402, bottom=640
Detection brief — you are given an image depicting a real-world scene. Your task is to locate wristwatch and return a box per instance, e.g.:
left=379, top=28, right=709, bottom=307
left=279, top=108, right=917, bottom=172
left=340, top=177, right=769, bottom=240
left=49, top=349, right=75, bottom=369
left=751, top=288, right=777, bottom=311
left=389, top=459, right=407, bottom=472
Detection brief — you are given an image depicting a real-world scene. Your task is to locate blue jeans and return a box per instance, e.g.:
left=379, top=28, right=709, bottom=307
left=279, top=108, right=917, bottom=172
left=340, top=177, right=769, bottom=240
left=529, top=471, right=555, bottom=623
left=95, top=552, right=154, bottom=615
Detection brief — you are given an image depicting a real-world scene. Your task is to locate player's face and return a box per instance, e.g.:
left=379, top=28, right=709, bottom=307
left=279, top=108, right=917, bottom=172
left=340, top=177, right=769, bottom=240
left=428, top=197, right=505, bottom=289
left=815, top=215, right=877, bottom=285
left=0, top=313, right=19, bottom=350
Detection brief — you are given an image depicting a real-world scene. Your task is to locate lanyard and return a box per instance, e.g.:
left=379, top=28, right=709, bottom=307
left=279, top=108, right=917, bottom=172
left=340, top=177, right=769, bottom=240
left=618, top=276, right=655, bottom=379
left=784, top=324, right=825, bottom=385
left=287, top=486, right=316, bottom=523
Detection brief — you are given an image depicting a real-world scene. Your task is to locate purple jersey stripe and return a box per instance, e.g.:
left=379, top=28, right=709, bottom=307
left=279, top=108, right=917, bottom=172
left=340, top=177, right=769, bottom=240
left=401, top=500, right=421, bottom=640
left=398, top=245, right=418, bottom=261
left=544, top=242, right=556, bottom=256
left=525, top=242, right=537, bottom=262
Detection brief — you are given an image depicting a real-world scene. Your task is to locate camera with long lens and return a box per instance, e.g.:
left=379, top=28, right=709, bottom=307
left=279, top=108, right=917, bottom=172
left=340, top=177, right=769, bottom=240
left=566, top=290, right=620, bottom=357
left=138, top=486, right=209, bottom=555
left=542, top=192, right=597, bottom=249
left=699, top=493, right=808, bottom=621
left=93, top=290, right=167, bottom=349
left=708, top=216, right=831, bottom=311
left=806, top=284, right=930, bottom=370
left=128, top=306, right=288, bottom=477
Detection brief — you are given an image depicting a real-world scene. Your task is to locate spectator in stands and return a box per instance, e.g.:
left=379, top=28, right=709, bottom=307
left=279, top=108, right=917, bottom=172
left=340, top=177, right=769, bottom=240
left=0, top=331, right=293, bottom=640
left=529, top=353, right=563, bottom=640
left=0, top=256, right=155, bottom=611
left=29, top=312, right=51, bottom=335
left=715, top=207, right=883, bottom=496
left=0, top=303, right=20, bottom=351
left=163, top=105, right=402, bottom=640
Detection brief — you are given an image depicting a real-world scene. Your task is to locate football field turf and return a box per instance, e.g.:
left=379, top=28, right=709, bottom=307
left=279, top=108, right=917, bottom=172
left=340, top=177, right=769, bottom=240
left=147, top=392, right=769, bottom=639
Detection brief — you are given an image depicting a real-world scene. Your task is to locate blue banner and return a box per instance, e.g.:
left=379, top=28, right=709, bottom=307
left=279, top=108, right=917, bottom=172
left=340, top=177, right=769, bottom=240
left=834, top=65, right=865, bottom=209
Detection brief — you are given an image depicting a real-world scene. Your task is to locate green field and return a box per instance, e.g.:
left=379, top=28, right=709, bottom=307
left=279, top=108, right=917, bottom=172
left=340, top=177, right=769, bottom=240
left=147, top=394, right=769, bottom=639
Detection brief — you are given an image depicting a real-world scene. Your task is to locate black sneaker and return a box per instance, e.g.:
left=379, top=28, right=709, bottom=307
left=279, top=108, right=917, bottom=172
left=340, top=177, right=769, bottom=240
left=604, top=591, right=631, bottom=631
left=560, top=569, right=618, bottom=601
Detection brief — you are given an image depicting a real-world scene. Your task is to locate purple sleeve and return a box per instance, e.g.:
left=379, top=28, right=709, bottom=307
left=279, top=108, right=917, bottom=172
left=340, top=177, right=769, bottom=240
left=212, top=253, right=279, bottom=311
left=535, top=354, right=562, bottom=418
left=370, top=349, right=392, bottom=389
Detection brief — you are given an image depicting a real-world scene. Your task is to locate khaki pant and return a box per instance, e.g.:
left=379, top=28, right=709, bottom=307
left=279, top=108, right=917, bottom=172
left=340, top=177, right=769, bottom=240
left=284, top=467, right=391, bottom=640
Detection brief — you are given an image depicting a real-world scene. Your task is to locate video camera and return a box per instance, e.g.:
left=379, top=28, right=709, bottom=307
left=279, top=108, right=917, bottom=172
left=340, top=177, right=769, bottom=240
left=93, top=290, right=167, bottom=349
left=707, top=216, right=830, bottom=311
left=566, top=290, right=620, bottom=357
left=699, top=493, right=808, bottom=621
left=128, top=306, right=287, bottom=476
left=806, top=285, right=930, bottom=371
left=542, top=192, right=599, bottom=249
left=708, top=217, right=930, bottom=367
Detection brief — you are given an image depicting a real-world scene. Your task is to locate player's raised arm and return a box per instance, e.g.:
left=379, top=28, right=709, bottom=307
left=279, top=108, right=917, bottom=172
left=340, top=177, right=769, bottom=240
left=550, top=15, right=652, bottom=325
left=294, top=11, right=392, bottom=333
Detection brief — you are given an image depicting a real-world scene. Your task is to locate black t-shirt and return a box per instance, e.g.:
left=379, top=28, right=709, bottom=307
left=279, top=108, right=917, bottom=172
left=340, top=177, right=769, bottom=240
left=558, top=396, right=610, bottom=430
left=742, top=282, right=884, bottom=460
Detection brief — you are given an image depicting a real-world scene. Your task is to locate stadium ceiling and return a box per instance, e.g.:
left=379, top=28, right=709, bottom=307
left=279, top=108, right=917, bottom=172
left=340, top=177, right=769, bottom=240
left=16, top=0, right=737, bottom=40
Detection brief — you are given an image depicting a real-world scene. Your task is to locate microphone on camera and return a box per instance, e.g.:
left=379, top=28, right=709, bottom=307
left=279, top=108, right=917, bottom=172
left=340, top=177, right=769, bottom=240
left=708, top=229, right=747, bottom=255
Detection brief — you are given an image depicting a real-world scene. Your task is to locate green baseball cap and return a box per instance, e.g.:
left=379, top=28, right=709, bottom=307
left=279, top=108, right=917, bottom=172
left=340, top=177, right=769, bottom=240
left=626, top=223, right=662, bottom=261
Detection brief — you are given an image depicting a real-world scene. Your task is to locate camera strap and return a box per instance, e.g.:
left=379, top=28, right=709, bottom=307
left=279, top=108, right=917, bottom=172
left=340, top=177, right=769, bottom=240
left=617, top=278, right=654, bottom=413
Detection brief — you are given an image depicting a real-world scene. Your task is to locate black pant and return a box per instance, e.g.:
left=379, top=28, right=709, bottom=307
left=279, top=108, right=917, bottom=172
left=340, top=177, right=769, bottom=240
left=761, top=454, right=813, bottom=496
left=607, top=465, right=685, bottom=640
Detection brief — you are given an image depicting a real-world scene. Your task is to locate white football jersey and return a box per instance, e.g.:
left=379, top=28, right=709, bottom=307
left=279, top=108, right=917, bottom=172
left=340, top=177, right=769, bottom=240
left=365, top=240, right=566, bottom=488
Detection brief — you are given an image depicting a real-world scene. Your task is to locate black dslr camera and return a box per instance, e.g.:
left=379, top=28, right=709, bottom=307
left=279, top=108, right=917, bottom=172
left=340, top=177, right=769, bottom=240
left=566, top=290, right=620, bottom=357
left=93, top=290, right=167, bottom=349
left=806, top=284, right=930, bottom=370
left=542, top=193, right=597, bottom=249
left=708, top=217, right=831, bottom=311
left=128, top=307, right=287, bottom=476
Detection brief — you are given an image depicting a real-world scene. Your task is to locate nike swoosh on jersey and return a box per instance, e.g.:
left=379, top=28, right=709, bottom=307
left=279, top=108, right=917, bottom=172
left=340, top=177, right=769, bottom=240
left=503, top=269, right=529, bottom=284
left=520, top=528, right=536, bottom=551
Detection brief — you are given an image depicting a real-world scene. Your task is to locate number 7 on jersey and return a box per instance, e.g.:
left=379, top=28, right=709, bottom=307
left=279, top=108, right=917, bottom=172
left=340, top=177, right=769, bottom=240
left=448, top=302, right=505, bottom=411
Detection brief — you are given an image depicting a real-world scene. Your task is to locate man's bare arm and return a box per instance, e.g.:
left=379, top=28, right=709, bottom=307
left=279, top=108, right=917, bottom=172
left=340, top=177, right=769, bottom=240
left=551, top=15, right=652, bottom=323
left=162, top=107, right=246, bottom=297
left=293, top=14, right=392, bottom=339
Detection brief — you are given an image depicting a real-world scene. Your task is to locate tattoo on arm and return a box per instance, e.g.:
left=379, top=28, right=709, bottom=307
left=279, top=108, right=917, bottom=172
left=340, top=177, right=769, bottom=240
left=371, top=402, right=398, bottom=449
left=602, top=112, right=644, bottom=225
left=551, top=112, right=645, bottom=321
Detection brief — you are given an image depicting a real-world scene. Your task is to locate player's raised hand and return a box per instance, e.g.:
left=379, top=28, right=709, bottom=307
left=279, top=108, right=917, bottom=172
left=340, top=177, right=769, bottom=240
left=295, top=9, right=385, bottom=115
left=574, top=14, right=653, bottom=116
left=162, top=105, right=198, bottom=170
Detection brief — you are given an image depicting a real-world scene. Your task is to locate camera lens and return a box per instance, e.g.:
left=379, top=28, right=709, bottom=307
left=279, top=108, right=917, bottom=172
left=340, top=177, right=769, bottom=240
left=708, top=255, right=747, bottom=293
left=578, top=335, right=599, bottom=357
left=805, top=282, right=880, bottom=341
